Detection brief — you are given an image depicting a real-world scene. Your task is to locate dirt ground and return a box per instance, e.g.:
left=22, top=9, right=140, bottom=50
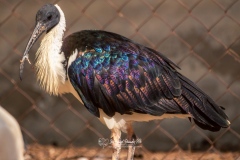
left=24, top=144, right=240, bottom=160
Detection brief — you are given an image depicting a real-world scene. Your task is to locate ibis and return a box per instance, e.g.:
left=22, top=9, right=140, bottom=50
left=20, top=4, right=230, bottom=160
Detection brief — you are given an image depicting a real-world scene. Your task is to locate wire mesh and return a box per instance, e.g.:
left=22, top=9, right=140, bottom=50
left=0, top=0, right=240, bottom=159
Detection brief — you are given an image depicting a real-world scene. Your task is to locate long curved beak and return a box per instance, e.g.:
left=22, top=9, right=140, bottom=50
left=19, top=22, right=46, bottom=80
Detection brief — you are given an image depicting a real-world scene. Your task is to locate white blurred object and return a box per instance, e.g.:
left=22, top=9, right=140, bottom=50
left=0, top=106, right=24, bottom=160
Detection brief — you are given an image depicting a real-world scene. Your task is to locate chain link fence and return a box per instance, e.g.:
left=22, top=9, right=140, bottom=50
left=0, top=0, right=240, bottom=159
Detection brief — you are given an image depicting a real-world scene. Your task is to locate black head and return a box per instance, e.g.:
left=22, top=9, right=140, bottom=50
left=19, top=4, right=61, bottom=80
left=36, top=4, right=60, bottom=32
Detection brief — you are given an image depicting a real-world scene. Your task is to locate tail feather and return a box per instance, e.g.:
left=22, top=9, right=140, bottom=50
left=178, top=73, right=230, bottom=131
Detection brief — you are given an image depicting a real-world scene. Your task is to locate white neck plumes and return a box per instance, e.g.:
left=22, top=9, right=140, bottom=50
left=35, top=4, right=66, bottom=95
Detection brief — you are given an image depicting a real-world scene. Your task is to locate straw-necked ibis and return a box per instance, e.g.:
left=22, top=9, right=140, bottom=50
left=20, top=4, right=230, bottom=160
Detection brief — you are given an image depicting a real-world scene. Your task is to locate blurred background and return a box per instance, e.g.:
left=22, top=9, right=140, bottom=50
left=0, top=0, right=240, bottom=159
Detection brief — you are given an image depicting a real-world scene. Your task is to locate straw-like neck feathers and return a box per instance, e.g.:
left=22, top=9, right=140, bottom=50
left=35, top=4, right=66, bottom=95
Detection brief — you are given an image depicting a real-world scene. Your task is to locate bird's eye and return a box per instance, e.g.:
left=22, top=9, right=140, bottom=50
left=47, top=15, right=52, bottom=20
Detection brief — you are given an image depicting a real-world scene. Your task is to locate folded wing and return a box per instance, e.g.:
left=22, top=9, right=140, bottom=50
left=64, top=30, right=229, bottom=131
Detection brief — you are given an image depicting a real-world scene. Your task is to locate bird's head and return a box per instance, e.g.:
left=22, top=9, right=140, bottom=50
left=20, top=4, right=60, bottom=80
left=36, top=4, right=60, bottom=33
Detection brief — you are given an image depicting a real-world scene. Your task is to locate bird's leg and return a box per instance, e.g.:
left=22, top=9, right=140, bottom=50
left=126, top=122, right=136, bottom=160
left=111, top=127, right=121, bottom=160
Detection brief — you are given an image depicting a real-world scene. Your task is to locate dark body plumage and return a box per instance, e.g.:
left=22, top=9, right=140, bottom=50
left=62, top=30, right=229, bottom=132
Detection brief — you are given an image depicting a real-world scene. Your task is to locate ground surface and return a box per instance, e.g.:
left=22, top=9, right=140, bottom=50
left=24, top=144, right=240, bottom=160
